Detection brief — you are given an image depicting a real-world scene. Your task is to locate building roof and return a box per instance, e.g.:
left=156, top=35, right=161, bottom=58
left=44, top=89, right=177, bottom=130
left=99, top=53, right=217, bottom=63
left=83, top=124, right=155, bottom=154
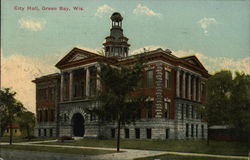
left=6, top=124, right=21, bottom=129
left=32, top=73, right=60, bottom=83
left=33, top=46, right=210, bottom=81
left=209, top=125, right=230, bottom=129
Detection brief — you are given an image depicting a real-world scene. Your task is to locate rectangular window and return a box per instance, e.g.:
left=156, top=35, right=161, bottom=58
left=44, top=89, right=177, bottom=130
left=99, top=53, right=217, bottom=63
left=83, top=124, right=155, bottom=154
left=6, top=129, right=9, bottom=133
left=80, top=81, right=85, bottom=97
left=166, top=129, right=169, bottom=139
left=191, top=105, right=194, bottom=119
left=186, top=124, right=189, bottom=138
left=14, top=129, right=17, bottom=133
left=196, top=112, right=199, bottom=119
left=135, top=128, right=140, bottom=139
left=73, top=84, right=78, bottom=97
left=137, top=79, right=142, bottom=88
left=146, top=128, right=152, bottom=139
left=51, top=110, right=54, bottom=121
left=201, top=125, right=204, bottom=138
left=201, top=83, right=206, bottom=97
left=165, top=101, right=170, bottom=119
left=146, top=70, right=154, bottom=88
left=38, top=129, right=41, bottom=137
left=48, top=88, right=54, bottom=100
left=45, top=89, right=48, bottom=100
left=146, top=102, right=153, bottom=119
left=111, top=128, right=115, bottom=138
left=39, top=110, right=43, bottom=122
left=196, top=124, right=198, bottom=137
left=50, top=128, right=53, bottom=137
left=136, top=109, right=141, bottom=119
left=63, top=73, right=70, bottom=100
left=181, top=104, right=184, bottom=120
left=125, top=128, right=129, bottom=139
left=191, top=124, right=194, bottom=137
left=165, top=71, right=170, bottom=88
left=44, top=110, right=48, bottom=122
left=186, top=105, right=189, bottom=118
left=44, top=129, right=47, bottom=137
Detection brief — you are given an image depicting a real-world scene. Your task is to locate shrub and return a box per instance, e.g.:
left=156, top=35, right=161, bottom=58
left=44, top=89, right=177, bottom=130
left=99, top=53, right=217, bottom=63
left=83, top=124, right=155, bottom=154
left=24, top=136, right=36, bottom=140
left=58, top=136, right=74, bottom=142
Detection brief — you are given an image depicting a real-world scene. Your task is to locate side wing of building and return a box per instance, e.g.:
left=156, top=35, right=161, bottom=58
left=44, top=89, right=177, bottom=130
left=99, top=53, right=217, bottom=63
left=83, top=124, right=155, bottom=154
left=32, top=73, right=60, bottom=137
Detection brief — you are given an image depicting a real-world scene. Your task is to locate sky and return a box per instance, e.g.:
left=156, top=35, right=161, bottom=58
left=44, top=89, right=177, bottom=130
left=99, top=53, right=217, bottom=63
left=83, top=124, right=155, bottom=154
left=1, top=0, right=250, bottom=112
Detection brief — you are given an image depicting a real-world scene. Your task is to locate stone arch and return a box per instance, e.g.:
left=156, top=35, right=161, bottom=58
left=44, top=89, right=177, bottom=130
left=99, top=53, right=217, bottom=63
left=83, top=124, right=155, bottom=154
left=68, top=107, right=87, bottom=121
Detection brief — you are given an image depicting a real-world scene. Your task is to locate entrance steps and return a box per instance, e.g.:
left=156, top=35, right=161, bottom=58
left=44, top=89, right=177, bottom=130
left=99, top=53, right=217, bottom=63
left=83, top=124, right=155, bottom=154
left=73, top=137, right=84, bottom=140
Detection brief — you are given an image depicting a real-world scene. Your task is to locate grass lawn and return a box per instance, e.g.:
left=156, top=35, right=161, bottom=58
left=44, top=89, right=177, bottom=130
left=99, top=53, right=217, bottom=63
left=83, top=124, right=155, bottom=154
left=135, top=154, right=245, bottom=160
left=41, top=139, right=249, bottom=156
left=0, top=144, right=115, bottom=155
left=0, top=136, right=56, bottom=143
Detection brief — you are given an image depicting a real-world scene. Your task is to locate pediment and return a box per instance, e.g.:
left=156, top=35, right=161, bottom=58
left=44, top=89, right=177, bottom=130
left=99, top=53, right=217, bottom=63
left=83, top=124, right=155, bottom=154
left=187, top=59, right=198, bottom=65
left=182, top=56, right=206, bottom=71
left=68, top=54, right=88, bottom=62
left=55, top=47, right=100, bottom=69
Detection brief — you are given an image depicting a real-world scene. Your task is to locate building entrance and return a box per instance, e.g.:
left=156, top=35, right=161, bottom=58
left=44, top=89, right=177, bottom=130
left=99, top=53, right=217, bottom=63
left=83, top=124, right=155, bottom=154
left=72, top=113, right=85, bottom=137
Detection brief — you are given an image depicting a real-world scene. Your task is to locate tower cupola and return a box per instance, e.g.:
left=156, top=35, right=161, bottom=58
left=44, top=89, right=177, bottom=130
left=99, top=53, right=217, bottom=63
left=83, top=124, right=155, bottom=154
left=103, top=12, right=130, bottom=58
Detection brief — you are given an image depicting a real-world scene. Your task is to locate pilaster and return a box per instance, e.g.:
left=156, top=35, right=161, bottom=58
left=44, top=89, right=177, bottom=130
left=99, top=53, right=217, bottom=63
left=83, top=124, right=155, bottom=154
left=86, top=67, right=90, bottom=97
left=188, top=74, right=191, bottom=100
left=60, top=73, right=64, bottom=102
left=182, top=72, right=186, bottom=98
left=155, top=63, right=163, bottom=118
left=176, top=69, right=180, bottom=97
left=69, top=71, right=73, bottom=101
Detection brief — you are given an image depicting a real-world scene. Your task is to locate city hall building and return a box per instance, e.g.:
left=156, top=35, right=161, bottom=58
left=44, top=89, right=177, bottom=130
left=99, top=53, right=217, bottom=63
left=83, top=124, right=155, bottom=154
left=33, top=12, right=209, bottom=140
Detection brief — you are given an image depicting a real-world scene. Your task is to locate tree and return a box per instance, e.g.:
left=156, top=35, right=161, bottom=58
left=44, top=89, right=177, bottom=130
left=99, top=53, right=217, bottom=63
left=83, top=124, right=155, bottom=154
left=198, top=70, right=250, bottom=146
left=17, top=111, right=35, bottom=137
left=196, top=70, right=233, bottom=145
left=230, top=72, right=250, bottom=147
left=206, top=70, right=233, bottom=125
left=0, top=88, right=25, bottom=144
left=89, top=59, right=145, bottom=152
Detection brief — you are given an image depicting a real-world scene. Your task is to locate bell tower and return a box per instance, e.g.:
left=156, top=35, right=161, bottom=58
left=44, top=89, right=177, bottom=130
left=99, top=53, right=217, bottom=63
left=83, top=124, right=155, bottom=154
left=103, top=12, right=130, bottom=58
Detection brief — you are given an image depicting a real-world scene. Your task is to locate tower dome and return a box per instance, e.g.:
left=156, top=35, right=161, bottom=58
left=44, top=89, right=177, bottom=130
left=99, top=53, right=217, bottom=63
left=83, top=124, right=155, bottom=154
left=111, top=12, right=123, bottom=22
left=103, top=12, right=130, bottom=58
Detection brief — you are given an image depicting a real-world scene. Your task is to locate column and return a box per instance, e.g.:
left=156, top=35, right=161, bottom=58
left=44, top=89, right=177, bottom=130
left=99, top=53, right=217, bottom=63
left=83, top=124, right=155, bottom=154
left=182, top=72, right=186, bottom=98
left=60, top=73, right=64, bottom=102
left=193, top=76, right=196, bottom=101
left=188, top=74, right=191, bottom=100
left=96, top=65, right=101, bottom=91
left=176, top=69, right=180, bottom=97
left=197, top=77, right=201, bottom=102
left=86, top=67, right=90, bottom=97
left=69, top=71, right=73, bottom=101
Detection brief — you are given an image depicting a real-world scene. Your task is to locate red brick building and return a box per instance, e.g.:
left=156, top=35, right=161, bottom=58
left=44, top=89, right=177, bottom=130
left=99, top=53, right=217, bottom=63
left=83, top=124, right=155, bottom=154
left=33, top=12, right=209, bottom=139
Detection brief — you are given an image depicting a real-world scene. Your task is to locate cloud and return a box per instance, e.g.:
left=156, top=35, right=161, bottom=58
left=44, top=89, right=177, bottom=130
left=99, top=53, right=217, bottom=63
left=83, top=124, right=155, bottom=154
left=1, top=54, right=59, bottom=112
left=173, top=50, right=250, bottom=75
left=197, top=17, right=217, bottom=35
left=95, top=5, right=115, bottom=17
left=1, top=46, right=102, bottom=112
left=133, top=4, right=161, bottom=17
left=19, top=18, right=46, bottom=31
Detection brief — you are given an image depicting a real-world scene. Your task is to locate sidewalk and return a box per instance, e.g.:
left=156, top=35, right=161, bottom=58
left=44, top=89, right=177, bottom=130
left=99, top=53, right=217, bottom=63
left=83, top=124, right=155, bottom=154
left=0, top=140, right=249, bottom=160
